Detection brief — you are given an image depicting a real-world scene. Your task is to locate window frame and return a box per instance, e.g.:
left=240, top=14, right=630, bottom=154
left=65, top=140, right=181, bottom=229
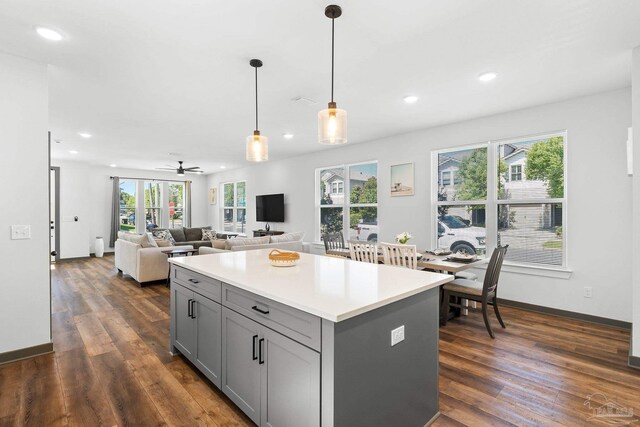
left=221, top=180, right=247, bottom=233
left=510, top=164, right=523, bottom=181
left=315, top=161, right=378, bottom=243
left=431, top=131, right=568, bottom=270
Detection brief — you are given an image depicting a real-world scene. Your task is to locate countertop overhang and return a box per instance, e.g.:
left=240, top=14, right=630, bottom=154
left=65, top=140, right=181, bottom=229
left=170, top=249, right=454, bottom=322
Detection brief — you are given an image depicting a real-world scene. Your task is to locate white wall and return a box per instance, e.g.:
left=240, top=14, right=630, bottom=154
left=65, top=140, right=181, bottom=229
left=208, top=88, right=632, bottom=322
left=0, top=52, right=50, bottom=353
left=50, top=160, right=210, bottom=258
left=632, top=46, right=640, bottom=357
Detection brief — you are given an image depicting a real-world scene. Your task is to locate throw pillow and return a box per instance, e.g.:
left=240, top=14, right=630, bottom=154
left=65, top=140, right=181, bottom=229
left=202, top=229, right=217, bottom=241
left=225, top=236, right=270, bottom=250
left=211, top=239, right=227, bottom=250
left=156, top=229, right=176, bottom=245
left=146, top=232, right=158, bottom=248
left=155, top=239, right=172, bottom=247
left=269, top=232, right=304, bottom=243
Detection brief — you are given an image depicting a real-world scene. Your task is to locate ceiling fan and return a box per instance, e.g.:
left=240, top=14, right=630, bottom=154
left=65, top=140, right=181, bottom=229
left=156, top=161, right=204, bottom=176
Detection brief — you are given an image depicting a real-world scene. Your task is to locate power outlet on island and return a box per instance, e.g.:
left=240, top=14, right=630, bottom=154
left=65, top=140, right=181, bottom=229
left=391, top=325, right=405, bottom=346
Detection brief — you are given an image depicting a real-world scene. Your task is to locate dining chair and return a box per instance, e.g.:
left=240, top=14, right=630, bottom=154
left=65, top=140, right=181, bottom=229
left=440, top=245, right=508, bottom=338
left=349, top=241, right=378, bottom=264
left=380, top=242, right=418, bottom=269
left=322, top=232, right=345, bottom=253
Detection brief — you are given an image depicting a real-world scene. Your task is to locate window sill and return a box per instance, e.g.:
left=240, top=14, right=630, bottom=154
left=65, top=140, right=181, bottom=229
left=471, top=261, right=573, bottom=279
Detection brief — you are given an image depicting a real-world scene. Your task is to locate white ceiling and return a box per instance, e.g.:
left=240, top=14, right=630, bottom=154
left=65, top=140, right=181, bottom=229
left=1, top=0, right=640, bottom=173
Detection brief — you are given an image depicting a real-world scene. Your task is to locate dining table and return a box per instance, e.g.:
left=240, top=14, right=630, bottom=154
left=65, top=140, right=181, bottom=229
left=325, top=248, right=488, bottom=273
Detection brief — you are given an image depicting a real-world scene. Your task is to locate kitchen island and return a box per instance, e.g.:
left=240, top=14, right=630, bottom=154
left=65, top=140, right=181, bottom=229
left=169, top=249, right=453, bottom=427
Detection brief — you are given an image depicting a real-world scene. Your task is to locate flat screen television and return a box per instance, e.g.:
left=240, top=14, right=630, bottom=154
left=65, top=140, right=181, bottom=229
left=256, top=193, right=285, bottom=222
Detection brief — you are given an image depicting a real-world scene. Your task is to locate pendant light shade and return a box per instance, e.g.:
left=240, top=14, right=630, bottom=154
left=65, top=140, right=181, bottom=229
left=319, top=5, right=347, bottom=145
left=247, top=59, right=268, bottom=162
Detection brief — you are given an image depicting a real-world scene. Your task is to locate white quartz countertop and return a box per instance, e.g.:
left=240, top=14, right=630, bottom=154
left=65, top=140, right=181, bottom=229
left=170, top=249, right=454, bottom=322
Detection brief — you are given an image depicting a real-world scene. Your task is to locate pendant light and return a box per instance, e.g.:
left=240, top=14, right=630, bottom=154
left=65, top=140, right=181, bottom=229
left=318, top=4, right=347, bottom=145
left=246, top=59, right=268, bottom=162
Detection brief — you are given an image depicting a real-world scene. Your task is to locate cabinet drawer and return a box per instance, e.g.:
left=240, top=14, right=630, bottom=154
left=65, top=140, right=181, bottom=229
left=222, top=285, right=321, bottom=351
left=172, top=266, right=222, bottom=303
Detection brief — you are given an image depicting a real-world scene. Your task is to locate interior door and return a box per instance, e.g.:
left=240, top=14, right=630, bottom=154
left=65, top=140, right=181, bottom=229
left=50, top=167, right=60, bottom=262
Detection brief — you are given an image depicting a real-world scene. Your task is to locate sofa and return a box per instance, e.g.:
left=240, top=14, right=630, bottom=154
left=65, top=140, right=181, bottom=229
left=115, top=232, right=194, bottom=285
left=151, top=227, right=215, bottom=249
left=199, top=232, right=309, bottom=254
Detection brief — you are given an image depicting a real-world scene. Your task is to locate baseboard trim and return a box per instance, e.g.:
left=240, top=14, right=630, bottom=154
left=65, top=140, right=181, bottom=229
left=630, top=334, right=640, bottom=370
left=0, top=342, right=54, bottom=365
left=498, top=298, right=631, bottom=330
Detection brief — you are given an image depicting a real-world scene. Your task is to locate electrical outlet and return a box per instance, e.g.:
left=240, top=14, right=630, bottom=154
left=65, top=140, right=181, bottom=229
left=391, top=325, right=405, bottom=346
left=584, top=287, right=593, bottom=298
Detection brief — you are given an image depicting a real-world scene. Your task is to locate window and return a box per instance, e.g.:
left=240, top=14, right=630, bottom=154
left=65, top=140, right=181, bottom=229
left=119, top=180, right=137, bottom=232
left=317, top=162, right=378, bottom=242
left=433, top=132, right=566, bottom=268
left=436, top=147, right=487, bottom=255
left=222, top=181, right=246, bottom=233
left=168, top=182, right=184, bottom=228
left=144, top=181, right=162, bottom=231
left=510, top=164, right=523, bottom=181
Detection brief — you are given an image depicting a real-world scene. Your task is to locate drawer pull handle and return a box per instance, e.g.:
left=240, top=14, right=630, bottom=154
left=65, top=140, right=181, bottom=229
left=258, top=338, right=265, bottom=364
left=252, top=335, right=258, bottom=360
left=188, top=278, right=200, bottom=284
left=252, top=305, right=269, bottom=315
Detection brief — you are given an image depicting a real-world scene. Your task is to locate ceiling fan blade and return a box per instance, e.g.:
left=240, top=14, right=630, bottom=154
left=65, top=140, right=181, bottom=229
left=156, top=167, right=177, bottom=171
left=185, top=170, right=205, bottom=174
left=183, top=167, right=201, bottom=171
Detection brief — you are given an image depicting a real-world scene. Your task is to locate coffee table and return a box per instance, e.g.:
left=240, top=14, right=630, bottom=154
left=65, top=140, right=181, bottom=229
left=162, top=248, right=198, bottom=284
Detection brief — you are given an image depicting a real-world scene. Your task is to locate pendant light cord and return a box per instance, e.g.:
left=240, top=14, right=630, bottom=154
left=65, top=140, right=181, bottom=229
left=255, top=65, right=259, bottom=130
left=331, top=17, right=335, bottom=103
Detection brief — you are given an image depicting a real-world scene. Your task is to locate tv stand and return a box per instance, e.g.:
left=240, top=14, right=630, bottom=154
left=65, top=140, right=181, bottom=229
left=253, top=230, right=285, bottom=237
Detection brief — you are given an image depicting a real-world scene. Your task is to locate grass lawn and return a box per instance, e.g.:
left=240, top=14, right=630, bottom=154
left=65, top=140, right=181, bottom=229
left=543, top=240, right=562, bottom=249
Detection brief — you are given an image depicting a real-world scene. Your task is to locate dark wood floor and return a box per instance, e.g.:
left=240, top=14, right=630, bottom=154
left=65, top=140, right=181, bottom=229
left=0, top=257, right=638, bottom=426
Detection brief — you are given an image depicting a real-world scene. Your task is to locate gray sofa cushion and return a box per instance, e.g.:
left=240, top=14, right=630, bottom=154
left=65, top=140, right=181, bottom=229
left=184, top=227, right=203, bottom=241
left=168, top=228, right=186, bottom=242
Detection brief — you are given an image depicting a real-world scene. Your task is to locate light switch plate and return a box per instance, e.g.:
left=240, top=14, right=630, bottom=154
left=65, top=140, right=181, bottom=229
left=391, top=325, right=405, bottom=346
left=11, top=225, right=31, bottom=240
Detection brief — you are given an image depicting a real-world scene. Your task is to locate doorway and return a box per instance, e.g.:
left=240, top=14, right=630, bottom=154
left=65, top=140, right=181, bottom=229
left=50, top=166, right=60, bottom=263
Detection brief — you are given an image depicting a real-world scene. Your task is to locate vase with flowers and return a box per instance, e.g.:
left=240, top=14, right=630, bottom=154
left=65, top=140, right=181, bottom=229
left=395, top=232, right=412, bottom=245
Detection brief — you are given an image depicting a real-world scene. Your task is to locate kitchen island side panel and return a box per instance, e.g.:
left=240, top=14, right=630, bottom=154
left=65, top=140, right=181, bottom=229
left=322, top=287, right=440, bottom=427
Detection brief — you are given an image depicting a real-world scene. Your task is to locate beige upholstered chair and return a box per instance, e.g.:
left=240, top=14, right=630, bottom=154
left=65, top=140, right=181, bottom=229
left=380, top=243, right=418, bottom=269
left=349, top=241, right=378, bottom=264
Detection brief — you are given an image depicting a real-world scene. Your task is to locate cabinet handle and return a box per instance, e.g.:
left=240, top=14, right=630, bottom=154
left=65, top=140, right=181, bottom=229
left=187, top=299, right=193, bottom=318
left=252, top=335, right=258, bottom=360
left=188, top=278, right=200, bottom=284
left=258, top=338, right=265, bottom=364
left=190, top=300, right=197, bottom=318
left=252, top=305, right=270, bottom=315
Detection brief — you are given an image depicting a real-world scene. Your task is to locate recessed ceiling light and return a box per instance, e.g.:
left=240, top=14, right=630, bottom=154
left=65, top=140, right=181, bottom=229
left=477, top=72, right=497, bottom=82
left=69, top=150, right=79, bottom=154
left=109, top=164, right=117, bottom=168
left=35, top=27, right=63, bottom=41
left=78, top=132, right=92, bottom=138
left=220, top=166, right=226, bottom=169
left=283, top=133, right=294, bottom=139
left=403, top=95, right=419, bottom=104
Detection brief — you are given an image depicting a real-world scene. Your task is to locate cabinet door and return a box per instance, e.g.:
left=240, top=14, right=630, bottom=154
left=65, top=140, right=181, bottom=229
left=261, top=328, right=320, bottom=427
left=221, top=307, right=261, bottom=425
left=173, top=284, right=194, bottom=359
left=194, top=294, right=222, bottom=387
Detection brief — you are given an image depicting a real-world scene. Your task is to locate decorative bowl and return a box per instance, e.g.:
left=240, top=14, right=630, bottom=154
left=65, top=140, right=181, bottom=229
left=268, top=249, right=300, bottom=267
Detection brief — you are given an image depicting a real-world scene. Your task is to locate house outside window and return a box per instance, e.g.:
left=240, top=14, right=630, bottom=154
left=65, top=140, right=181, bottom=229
left=433, top=131, right=567, bottom=268
left=317, top=162, right=378, bottom=242
left=222, top=181, right=246, bottom=233
left=441, top=171, right=452, bottom=186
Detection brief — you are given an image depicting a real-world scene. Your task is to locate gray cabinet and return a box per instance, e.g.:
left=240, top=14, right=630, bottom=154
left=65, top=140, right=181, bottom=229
left=221, top=307, right=320, bottom=427
left=172, top=282, right=222, bottom=387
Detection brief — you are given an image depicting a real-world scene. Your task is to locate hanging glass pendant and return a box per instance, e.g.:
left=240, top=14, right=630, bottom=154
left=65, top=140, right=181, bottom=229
left=246, top=59, right=268, bottom=162
left=319, top=5, right=347, bottom=145
left=318, top=101, right=347, bottom=145
left=246, top=130, right=268, bottom=162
